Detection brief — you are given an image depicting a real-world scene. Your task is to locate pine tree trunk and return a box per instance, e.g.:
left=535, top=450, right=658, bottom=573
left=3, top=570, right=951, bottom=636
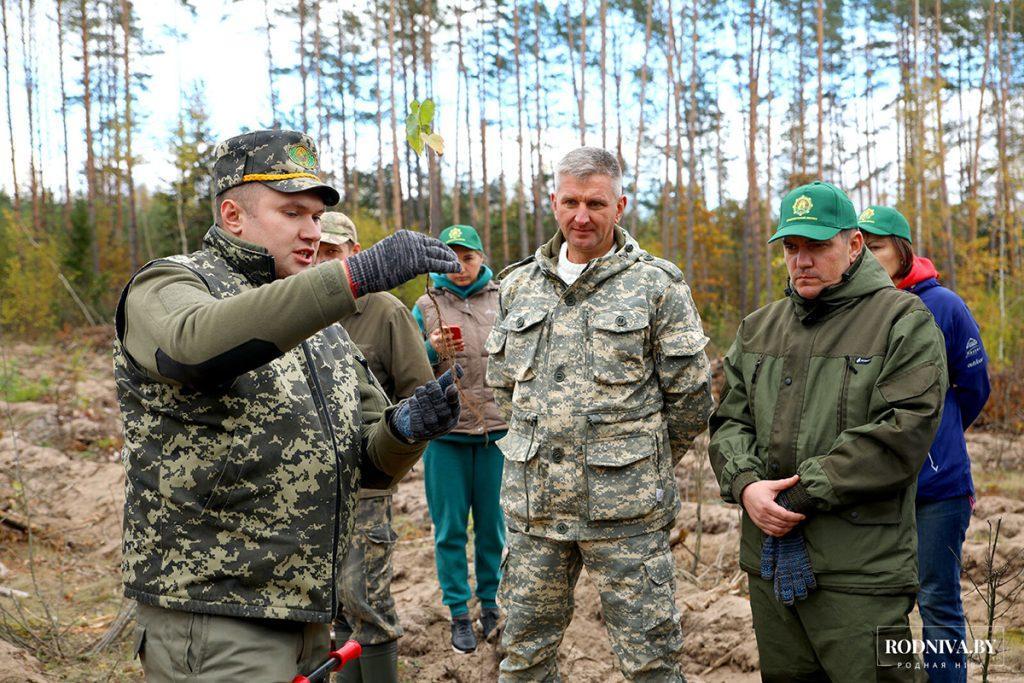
left=336, top=14, right=350, bottom=210
left=313, top=1, right=325, bottom=151
left=629, top=0, right=654, bottom=233
left=263, top=0, right=278, bottom=126
left=684, top=0, right=699, bottom=281
left=120, top=0, right=138, bottom=270
left=666, top=0, right=683, bottom=263
left=453, top=7, right=464, bottom=225
left=532, top=0, right=545, bottom=247
left=743, top=0, right=763, bottom=316
left=1, top=0, right=18, bottom=214
left=79, top=0, right=99, bottom=274
left=763, top=0, right=775, bottom=300
left=599, top=0, right=607, bottom=148
left=464, top=13, right=476, bottom=229
left=513, top=2, right=528, bottom=257
left=815, top=0, right=824, bottom=177
left=796, top=0, right=806, bottom=176
left=387, top=0, right=403, bottom=231
left=18, top=0, right=39, bottom=232
left=374, top=4, right=388, bottom=228
left=298, top=0, right=308, bottom=132
left=56, top=0, right=71, bottom=231
left=932, top=0, right=955, bottom=289
left=494, top=12, right=510, bottom=264
left=579, top=0, right=587, bottom=145
left=969, top=0, right=995, bottom=244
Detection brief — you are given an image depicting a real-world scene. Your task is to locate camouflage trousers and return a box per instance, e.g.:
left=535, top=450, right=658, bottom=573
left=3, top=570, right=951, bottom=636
left=335, top=495, right=403, bottom=645
left=498, top=527, right=685, bottom=682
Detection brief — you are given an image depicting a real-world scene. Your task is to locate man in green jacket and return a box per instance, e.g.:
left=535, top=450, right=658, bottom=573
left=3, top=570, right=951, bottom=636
left=115, top=129, right=461, bottom=681
left=709, top=181, right=947, bottom=682
left=316, top=211, right=435, bottom=683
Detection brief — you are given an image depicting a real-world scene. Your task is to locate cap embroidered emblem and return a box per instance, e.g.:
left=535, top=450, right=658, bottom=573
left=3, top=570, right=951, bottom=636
left=449, top=227, right=463, bottom=239
left=287, top=144, right=318, bottom=169
left=858, top=208, right=875, bottom=223
left=792, top=195, right=813, bottom=217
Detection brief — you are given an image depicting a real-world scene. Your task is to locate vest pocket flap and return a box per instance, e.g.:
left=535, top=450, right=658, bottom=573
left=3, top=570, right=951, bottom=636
left=840, top=497, right=900, bottom=525
left=878, top=364, right=940, bottom=404
left=644, top=552, right=674, bottom=586
left=586, top=433, right=655, bottom=467
left=591, top=309, right=648, bottom=333
left=363, top=524, right=398, bottom=545
left=496, top=430, right=540, bottom=463
left=500, top=308, right=547, bottom=333
left=658, top=326, right=709, bottom=357
left=484, top=327, right=507, bottom=354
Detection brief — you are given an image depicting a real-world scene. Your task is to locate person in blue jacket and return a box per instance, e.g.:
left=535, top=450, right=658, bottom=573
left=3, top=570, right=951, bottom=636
left=860, top=205, right=990, bottom=683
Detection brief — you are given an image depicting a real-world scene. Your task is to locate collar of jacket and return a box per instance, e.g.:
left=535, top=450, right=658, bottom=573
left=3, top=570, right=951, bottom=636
left=534, top=226, right=640, bottom=287
left=202, top=225, right=278, bottom=287
left=785, top=248, right=894, bottom=324
left=430, top=264, right=495, bottom=299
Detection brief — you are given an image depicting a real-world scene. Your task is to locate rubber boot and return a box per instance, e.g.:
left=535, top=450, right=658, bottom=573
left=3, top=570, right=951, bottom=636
left=342, top=640, right=398, bottom=683
left=333, top=619, right=362, bottom=682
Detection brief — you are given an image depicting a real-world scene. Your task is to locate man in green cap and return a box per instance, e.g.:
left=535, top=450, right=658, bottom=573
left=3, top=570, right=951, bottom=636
left=709, top=180, right=948, bottom=681
left=314, top=211, right=435, bottom=682
left=114, top=129, right=463, bottom=681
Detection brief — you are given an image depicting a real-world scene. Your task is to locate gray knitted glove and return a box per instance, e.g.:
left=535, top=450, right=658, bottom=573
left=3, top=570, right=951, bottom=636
left=344, top=230, right=459, bottom=296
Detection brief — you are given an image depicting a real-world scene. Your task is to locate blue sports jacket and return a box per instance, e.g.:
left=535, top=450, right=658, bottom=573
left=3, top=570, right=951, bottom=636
left=903, top=266, right=990, bottom=502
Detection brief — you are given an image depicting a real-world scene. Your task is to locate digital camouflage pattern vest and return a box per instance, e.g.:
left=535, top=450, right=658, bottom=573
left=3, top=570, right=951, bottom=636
left=114, top=227, right=363, bottom=623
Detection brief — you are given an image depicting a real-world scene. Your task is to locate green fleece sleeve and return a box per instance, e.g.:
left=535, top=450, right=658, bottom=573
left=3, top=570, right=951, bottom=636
left=653, top=280, right=714, bottom=464
left=356, top=358, right=427, bottom=489
left=384, top=304, right=437, bottom=400
left=121, top=261, right=356, bottom=387
left=796, top=308, right=949, bottom=510
left=708, top=325, right=766, bottom=504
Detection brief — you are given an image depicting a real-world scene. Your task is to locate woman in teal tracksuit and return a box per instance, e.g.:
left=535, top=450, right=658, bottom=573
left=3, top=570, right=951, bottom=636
left=412, top=225, right=507, bottom=655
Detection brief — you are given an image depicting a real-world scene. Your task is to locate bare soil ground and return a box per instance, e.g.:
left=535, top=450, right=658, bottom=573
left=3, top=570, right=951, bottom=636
left=0, top=337, right=1021, bottom=681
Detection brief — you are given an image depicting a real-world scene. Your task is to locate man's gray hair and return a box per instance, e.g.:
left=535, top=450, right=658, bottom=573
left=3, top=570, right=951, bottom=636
left=554, top=147, right=623, bottom=196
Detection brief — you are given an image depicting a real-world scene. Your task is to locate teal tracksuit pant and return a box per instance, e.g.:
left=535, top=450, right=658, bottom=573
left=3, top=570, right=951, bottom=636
left=423, top=432, right=507, bottom=617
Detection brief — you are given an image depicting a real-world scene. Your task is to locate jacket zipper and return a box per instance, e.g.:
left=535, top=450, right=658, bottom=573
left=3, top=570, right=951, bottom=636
left=749, top=354, right=766, bottom=417
left=301, top=342, right=342, bottom=620
left=837, top=355, right=858, bottom=434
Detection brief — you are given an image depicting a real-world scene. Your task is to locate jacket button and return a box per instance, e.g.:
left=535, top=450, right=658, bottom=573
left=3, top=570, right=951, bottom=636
left=644, top=254, right=653, bottom=261
left=615, top=315, right=626, bottom=326
left=625, top=244, right=634, bottom=252
left=850, top=511, right=859, bottom=519
left=784, top=377, right=793, bottom=386
left=554, top=370, right=566, bottom=382
left=556, top=522, right=569, bottom=534
left=552, top=448, right=564, bottom=463
left=516, top=317, right=525, bottom=328
left=565, top=294, right=576, bottom=306
left=770, top=462, right=779, bottom=472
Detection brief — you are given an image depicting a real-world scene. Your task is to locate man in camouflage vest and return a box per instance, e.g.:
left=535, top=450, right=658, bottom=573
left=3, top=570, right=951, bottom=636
left=316, top=211, right=435, bottom=683
left=114, top=129, right=461, bottom=681
left=485, top=147, right=713, bottom=681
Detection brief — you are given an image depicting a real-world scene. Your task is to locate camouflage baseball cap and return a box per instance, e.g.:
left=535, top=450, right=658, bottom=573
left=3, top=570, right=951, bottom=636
left=768, top=181, right=858, bottom=243
left=320, top=212, right=358, bottom=245
left=212, top=129, right=340, bottom=206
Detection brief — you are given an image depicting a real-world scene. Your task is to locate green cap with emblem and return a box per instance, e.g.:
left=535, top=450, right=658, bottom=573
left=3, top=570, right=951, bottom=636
left=439, top=224, right=483, bottom=251
left=856, top=205, right=912, bottom=243
left=212, top=129, right=340, bottom=206
left=768, top=181, right=859, bottom=243
left=319, top=212, right=358, bottom=246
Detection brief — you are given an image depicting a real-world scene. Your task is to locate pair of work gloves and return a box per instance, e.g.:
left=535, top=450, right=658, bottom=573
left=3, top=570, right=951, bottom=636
left=760, top=487, right=817, bottom=606
left=340, top=230, right=464, bottom=443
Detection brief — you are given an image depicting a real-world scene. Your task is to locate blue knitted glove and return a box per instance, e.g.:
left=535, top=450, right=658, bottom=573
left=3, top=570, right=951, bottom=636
left=389, top=366, right=463, bottom=441
left=771, top=530, right=817, bottom=606
left=760, top=535, right=778, bottom=581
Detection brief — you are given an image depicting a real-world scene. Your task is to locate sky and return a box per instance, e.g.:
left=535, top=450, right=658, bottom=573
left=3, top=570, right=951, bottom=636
left=0, top=0, right=985, bottom=216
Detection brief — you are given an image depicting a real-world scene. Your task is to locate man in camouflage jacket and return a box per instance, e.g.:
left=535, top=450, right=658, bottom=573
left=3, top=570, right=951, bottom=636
left=114, top=129, right=461, bottom=681
left=486, top=147, right=713, bottom=682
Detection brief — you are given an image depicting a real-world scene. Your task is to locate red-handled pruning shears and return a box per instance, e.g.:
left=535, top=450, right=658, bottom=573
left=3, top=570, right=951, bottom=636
left=292, top=640, right=362, bottom=683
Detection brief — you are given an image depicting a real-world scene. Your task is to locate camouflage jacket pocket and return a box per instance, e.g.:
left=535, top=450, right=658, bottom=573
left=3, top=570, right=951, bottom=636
left=499, top=308, right=548, bottom=382
left=589, top=309, right=649, bottom=385
left=585, top=432, right=659, bottom=522
left=497, top=428, right=547, bottom=524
